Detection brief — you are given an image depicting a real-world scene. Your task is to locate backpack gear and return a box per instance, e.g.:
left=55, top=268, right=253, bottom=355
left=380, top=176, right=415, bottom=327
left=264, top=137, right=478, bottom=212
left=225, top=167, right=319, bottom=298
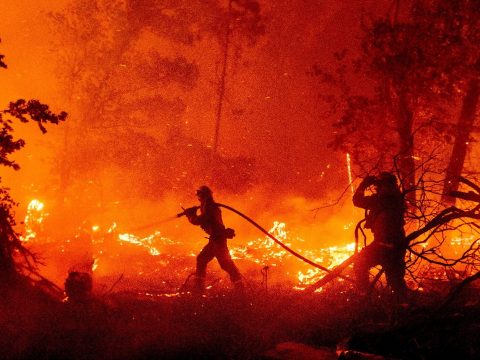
left=224, top=227, right=235, bottom=239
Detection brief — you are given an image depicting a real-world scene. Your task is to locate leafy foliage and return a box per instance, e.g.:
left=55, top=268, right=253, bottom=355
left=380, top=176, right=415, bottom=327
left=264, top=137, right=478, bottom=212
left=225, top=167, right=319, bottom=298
left=318, top=0, right=480, bottom=177
left=0, top=41, right=67, bottom=280
left=0, top=100, right=66, bottom=170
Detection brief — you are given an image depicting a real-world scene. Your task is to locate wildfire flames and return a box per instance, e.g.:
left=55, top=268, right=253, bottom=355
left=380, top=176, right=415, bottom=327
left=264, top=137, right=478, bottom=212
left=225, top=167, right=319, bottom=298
left=20, top=199, right=46, bottom=243
left=20, top=198, right=477, bottom=292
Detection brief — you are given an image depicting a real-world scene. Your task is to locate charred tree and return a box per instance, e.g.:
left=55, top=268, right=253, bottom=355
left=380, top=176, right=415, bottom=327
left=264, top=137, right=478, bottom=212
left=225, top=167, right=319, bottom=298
left=396, top=90, right=416, bottom=205
left=442, top=78, right=480, bottom=205
left=213, top=0, right=232, bottom=154
left=212, top=0, right=264, bottom=153
left=0, top=206, right=16, bottom=281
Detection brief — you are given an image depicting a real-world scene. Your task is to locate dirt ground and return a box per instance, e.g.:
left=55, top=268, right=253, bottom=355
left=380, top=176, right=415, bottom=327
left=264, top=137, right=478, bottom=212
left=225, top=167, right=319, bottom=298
left=1, top=280, right=479, bottom=360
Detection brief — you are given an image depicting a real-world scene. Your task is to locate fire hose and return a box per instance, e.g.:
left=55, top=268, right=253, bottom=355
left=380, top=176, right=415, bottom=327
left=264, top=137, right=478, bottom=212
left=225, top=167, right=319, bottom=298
left=218, top=203, right=331, bottom=272
left=179, top=202, right=353, bottom=282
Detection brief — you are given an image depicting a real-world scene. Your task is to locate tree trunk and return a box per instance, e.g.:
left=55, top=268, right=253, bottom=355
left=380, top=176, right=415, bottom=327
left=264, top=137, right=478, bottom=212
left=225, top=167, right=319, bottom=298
left=213, top=0, right=233, bottom=153
left=397, top=91, right=416, bottom=206
left=0, top=210, right=17, bottom=282
left=442, top=78, right=480, bottom=205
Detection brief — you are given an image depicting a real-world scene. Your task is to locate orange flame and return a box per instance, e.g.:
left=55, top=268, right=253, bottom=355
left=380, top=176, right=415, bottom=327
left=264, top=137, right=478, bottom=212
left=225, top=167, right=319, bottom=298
left=21, top=199, right=46, bottom=242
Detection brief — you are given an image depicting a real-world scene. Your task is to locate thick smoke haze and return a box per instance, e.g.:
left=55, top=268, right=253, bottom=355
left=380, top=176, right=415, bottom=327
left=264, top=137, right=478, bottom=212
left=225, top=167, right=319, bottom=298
left=0, top=0, right=390, bottom=286
left=0, top=1, right=387, bottom=198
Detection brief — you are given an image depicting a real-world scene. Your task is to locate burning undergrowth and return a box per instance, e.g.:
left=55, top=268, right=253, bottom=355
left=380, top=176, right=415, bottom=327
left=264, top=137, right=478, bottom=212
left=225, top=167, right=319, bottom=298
left=3, top=191, right=480, bottom=360
left=17, top=189, right=478, bottom=300
left=18, top=191, right=360, bottom=295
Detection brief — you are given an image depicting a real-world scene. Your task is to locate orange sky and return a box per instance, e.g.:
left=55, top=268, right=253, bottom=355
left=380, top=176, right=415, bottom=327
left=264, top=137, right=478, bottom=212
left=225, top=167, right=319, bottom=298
left=0, top=0, right=391, bottom=216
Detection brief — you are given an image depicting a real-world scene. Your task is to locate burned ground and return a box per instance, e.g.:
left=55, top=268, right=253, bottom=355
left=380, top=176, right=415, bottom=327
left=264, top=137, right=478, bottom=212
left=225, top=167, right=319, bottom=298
left=2, top=280, right=480, bottom=360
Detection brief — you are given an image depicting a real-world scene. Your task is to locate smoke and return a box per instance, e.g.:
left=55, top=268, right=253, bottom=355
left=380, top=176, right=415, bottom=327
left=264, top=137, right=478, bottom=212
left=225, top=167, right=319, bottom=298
left=0, top=0, right=360, bottom=202
left=0, top=0, right=392, bottom=290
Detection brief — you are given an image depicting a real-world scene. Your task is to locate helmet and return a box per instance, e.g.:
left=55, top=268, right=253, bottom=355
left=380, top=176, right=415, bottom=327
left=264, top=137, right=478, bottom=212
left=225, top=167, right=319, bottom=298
left=377, top=172, right=397, bottom=186
left=196, top=185, right=213, bottom=196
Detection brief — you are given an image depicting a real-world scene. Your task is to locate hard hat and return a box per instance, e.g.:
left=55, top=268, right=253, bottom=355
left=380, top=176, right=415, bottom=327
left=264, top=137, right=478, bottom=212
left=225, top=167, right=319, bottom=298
left=196, top=185, right=213, bottom=196
left=377, top=172, right=397, bottom=185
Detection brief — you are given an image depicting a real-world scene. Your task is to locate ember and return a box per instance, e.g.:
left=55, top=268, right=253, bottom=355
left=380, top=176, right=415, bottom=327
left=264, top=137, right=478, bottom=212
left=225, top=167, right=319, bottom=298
left=20, top=199, right=46, bottom=242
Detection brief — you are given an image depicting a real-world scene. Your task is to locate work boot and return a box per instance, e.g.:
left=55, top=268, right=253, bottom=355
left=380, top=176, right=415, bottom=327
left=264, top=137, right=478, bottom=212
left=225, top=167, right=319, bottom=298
left=193, top=276, right=205, bottom=296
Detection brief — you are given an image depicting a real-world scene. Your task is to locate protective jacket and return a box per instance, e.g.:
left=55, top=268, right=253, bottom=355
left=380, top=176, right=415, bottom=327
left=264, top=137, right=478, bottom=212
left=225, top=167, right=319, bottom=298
left=187, top=199, right=226, bottom=241
left=187, top=196, right=242, bottom=288
left=353, top=185, right=406, bottom=248
left=353, top=178, right=408, bottom=297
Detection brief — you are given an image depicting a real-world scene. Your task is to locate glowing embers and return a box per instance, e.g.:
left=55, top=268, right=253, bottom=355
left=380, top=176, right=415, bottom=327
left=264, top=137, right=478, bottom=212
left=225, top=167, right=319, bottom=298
left=230, top=221, right=289, bottom=264
left=91, top=221, right=178, bottom=259
left=230, top=221, right=355, bottom=288
left=297, top=242, right=355, bottom=287
left=117, top=231, right=162, bottom=256
left=21, top=199, right=46, bottom=242
left=450, top=234, right=475, bottom=246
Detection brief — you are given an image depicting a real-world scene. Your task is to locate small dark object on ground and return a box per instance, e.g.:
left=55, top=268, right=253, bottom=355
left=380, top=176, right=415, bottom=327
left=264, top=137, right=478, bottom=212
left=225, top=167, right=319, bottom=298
left=65, top=271, right=93, bottom=302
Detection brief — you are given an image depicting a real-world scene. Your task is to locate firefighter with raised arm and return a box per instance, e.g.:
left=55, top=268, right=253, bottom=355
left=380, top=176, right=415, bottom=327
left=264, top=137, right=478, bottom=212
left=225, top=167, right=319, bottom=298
left=353, top=172, right=408, bottom=298
left=181, top=186, right=242, bottom=295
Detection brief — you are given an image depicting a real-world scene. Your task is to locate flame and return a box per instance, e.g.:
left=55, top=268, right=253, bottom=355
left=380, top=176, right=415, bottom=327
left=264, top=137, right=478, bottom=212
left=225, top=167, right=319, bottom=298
left=296, top=242, right=355, bottom=287
left=230, top=221, right=290, bottom=265
left=450, top=235, right=475, bottom=246
left=92, top=257, right=99, bottom=272
left=20, top=197, right=359, bottom=290
left=86, top=215, right=357, bottom=289
left=230, top=220, right=356, bottom=287
left=21, top=199, right=46, bottom=242
left=24, top=198, right=479, bottom=293
left=118, top=232, right=162, bottom=256
left=89, top=222, right=178, bottom=258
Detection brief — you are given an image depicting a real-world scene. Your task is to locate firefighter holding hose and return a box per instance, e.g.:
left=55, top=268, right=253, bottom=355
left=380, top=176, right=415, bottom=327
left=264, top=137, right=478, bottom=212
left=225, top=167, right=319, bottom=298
left=353, top=172, right=408, bottom=299
left=180, top=186, right=243, bottom=295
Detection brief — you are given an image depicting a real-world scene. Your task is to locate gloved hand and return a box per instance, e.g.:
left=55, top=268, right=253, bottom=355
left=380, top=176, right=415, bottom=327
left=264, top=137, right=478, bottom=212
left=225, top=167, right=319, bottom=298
left=177, top=206, right=199, bottom=217
left=362, top=175, right=377, bottom=186
left=184, top=206, right=199, bottom=217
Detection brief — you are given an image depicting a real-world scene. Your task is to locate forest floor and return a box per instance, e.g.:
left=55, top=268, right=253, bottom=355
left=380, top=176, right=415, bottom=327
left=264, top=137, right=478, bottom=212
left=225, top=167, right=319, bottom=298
left=1, top=278, right=480, bottom=360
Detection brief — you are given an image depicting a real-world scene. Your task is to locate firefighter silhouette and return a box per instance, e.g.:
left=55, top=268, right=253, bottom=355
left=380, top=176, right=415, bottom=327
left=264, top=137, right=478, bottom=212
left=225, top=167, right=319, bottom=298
left=184, top=186, right=242, bottom=294
left=353, top=172, right=408, bottom=298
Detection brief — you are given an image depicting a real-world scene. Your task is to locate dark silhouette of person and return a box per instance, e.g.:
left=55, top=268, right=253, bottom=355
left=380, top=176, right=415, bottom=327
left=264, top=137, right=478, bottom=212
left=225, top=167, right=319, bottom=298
left=353, top=172, right=408, bottom=298
left=185, top=186, right=243, bottom=295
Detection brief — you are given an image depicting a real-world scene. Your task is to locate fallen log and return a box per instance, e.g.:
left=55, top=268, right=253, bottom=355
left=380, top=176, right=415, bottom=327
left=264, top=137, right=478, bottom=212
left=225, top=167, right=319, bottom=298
left=303, top=252, right=359, bottom=293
